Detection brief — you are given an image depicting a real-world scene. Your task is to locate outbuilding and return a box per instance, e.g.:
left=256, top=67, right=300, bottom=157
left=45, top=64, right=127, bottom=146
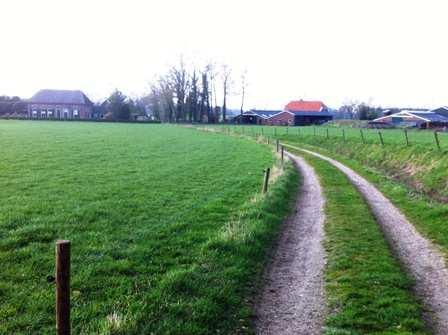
left=234, top=110, right=281, bottom=125
left=371, top=110, right=448, bottom=129
left=284, top=100, right=333, bottom=126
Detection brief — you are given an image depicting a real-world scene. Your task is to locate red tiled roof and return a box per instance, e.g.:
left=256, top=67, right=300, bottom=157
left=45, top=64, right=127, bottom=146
left=285, top=100, right=325, bottom=112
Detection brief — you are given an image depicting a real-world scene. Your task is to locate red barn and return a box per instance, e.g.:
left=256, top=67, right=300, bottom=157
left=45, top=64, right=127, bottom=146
left=283, top=100, right=333, bottom=126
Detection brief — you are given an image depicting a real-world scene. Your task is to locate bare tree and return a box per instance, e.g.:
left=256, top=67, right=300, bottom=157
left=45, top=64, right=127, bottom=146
left=170, top=58, right=189, bottom=122
left=240, top=69, right=248, bottom=116
left=221, top=64, right=231, bottom=122
left=200, top=70, right=210, bottom=123
left=205, top=62, right=218, bottom=123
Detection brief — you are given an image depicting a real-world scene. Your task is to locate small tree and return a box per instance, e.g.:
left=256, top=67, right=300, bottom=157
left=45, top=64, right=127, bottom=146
left=105, top=90, right=131, bottom=120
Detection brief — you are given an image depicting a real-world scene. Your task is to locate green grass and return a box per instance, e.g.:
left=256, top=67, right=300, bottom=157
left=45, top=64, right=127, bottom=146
left=207, top=125, right=448, bottom=200
left=286, top=148, right=428, bottom=334
left=0, top=120, right=298, bottom=334
left=208, top=125, right=448, bottom=149
left=284, top=141, right=448, bottom=261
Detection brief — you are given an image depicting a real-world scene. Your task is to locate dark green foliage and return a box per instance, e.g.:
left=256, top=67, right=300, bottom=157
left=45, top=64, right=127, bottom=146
left=104, top=90, right=131, bottom=120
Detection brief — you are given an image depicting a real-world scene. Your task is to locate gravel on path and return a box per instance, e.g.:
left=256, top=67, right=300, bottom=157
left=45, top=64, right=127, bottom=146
left=254, top=153, right=326, bottom=335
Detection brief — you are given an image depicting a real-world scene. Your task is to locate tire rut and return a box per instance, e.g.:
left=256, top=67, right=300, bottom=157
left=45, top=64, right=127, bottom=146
left=286, top=145, right=448, bottom=334
left=254, top=153, right=326, bottom=335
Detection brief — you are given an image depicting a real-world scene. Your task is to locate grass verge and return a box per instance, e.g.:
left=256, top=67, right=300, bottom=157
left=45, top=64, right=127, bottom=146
left=287, top=148, right=428, bottom=334
left=284, top=141, right=448, bottom=262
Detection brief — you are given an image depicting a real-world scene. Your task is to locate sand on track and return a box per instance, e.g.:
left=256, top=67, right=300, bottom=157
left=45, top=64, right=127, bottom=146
left=254, top=153, right=326, bottom=335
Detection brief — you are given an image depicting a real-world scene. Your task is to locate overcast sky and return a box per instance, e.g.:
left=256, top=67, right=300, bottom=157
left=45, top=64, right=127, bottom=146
left=1, top=0, right=447, bottom=109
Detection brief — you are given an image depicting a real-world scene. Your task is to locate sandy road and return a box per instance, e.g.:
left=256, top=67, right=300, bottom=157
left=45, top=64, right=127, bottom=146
left=254, top=153, right=326, bottom=335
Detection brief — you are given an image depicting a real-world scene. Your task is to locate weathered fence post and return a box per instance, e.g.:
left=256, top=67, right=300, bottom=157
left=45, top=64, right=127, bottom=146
left=261, top=127, right=264, bottom=135
left=360, top=129, right=365, bottom=144
left=286, top=126, right=289, bottom=135
left=342, top=129, right=346, bottom=142
left=262, top=168, right=270, bottom=194
left=56, top=240, right=71, bottom=335
left=267, top=136, right=270, bottom=145
left=404, top=129, right=409, bottom=146
left=281, top=145, right=284, bottom=164
left=434, top=131, right=441, bottom=150
left=326, top=128, right=329, bottom=139
left=276, top=139, right=280, bottom=152
left=378, top=131, right=384, bottom=146
left=274, top=127, right=277, bottom=136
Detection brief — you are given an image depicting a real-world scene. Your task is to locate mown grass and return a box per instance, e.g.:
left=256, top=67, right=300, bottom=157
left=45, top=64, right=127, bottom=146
left=286, top=148, right=428, bottom=334
left=0, top=120, right=297, bottom=334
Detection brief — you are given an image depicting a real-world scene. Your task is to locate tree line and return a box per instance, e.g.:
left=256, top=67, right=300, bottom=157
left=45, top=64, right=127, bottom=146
left=140, top=59, right=247, bottom=123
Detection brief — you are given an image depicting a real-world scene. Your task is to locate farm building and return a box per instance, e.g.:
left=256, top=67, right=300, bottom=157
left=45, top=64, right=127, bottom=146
left=283, top=100, right=333, bottom=126
left=234, top=110, right=281, bottom=124
left=430, top=106, right=448, bottom=118
left=28, top=89, right=94, bottom=119
left=371, top=110, right=448, bottom=129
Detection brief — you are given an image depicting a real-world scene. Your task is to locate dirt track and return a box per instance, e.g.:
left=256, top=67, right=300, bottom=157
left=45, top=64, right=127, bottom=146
left=254, top=153, right=326, bottom=335
left=287, top=145, right=448, bottom=334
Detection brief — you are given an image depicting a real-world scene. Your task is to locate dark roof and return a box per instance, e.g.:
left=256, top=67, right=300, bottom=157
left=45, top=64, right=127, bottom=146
left=292, top=111, right=333, bottom=117
left=244, top=110, right=282, bottom=118
left=29, top=89, right=93, bottom=105
left=412, top=112, right=448, bottom=122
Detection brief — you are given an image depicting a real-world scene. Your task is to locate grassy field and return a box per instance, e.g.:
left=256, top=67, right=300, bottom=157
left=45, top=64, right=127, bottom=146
left=0, top=121, right=297, bottom=334
left=286, top=148, right=428, bottom=334
left=208, top=125, right=448, bottom=200
left=216, top=125, right=448, bottom=148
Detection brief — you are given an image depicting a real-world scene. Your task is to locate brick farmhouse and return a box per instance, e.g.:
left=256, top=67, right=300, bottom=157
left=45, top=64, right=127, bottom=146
left=235, top=100, right=333, bottom=126
left=28, top=89, right=94, bottom=119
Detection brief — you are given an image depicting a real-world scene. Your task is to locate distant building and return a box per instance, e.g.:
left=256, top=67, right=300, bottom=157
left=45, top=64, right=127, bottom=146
left=430, top=106, right=448, bottom=118
left=276, top=100, right=333, bottom=126
left=371, top=110, right=448, bottom=129
left=233, top=110, right=282, bottom=124
left=28, top=89, right=94, bottom=119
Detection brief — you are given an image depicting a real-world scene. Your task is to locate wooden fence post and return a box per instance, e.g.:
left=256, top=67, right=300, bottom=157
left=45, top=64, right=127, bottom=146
left=267, top=136, right=270, bottom=145
left=326, top=128, right=329, bottom=139
left=434, top=131, right=441, bottom=150
left=378, top=131, right=384, bottom=146
left=262, top=168, right=270, bottom=194
left=281, top=145, right=284, bottom=164
left=56, top=240, right=71, bottom=335
left=404, top=129, right=409, bottom=146
left=313, top=127, right=316, bottom=137
left=274, top=127, right=277, bottom=136
left=276, top=139, right=280, bottom=152
left=342, top=129, right=346, bottom=142
left=360, top=129, right=365, bottom=144
left=286, top=126, right=289, bottom=135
